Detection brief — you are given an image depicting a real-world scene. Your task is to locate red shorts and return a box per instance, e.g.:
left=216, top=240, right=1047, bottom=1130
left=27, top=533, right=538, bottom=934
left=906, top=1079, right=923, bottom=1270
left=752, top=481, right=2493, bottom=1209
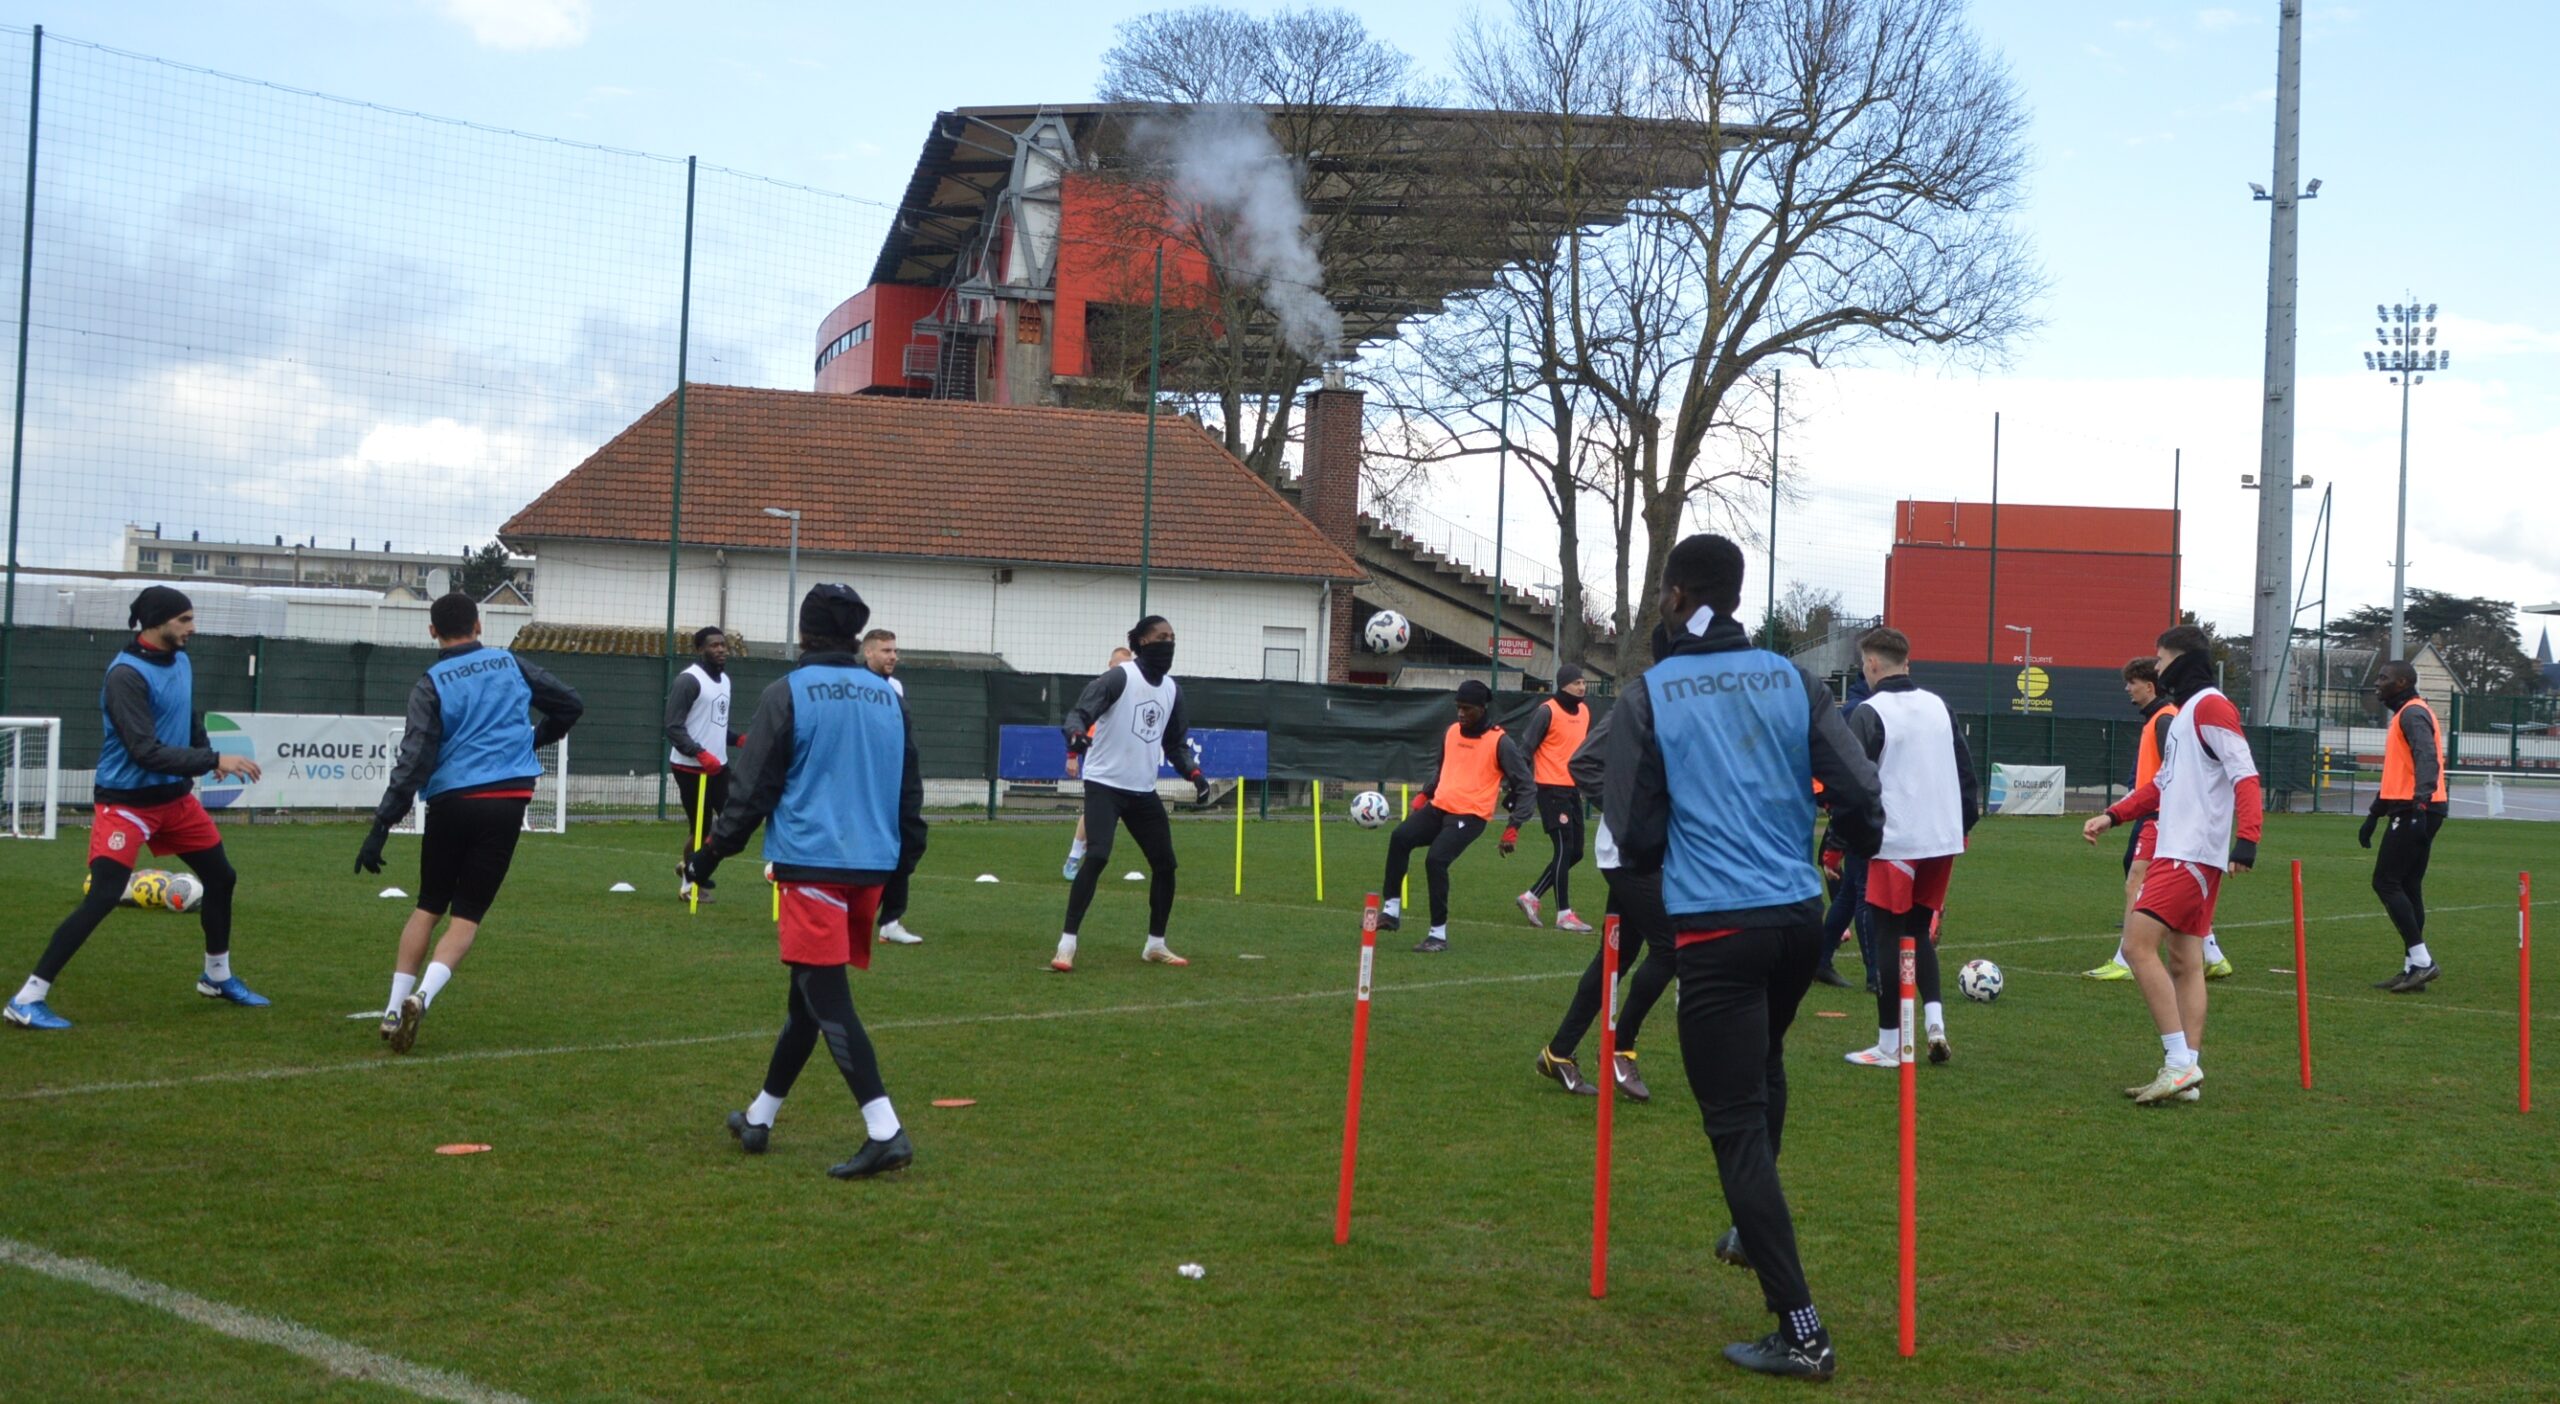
left=776, top=881, right=884, bottom=970
left=2130, top=818, right=2159, bottom=864
left=1865, top=855, right=1955, bottom=916
left=88, top=794, right=222, bottom=866
left=2134, top=858, right=2223, bottom=937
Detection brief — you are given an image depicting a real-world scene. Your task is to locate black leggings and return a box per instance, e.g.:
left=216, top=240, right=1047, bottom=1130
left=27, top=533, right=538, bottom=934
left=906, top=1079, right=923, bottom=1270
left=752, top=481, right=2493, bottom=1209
left=1382, top=806, right=1486, bottom=928
left=1676, top=923, right=1820, bottom=1317
left=2372, top=808, right=2446, bottom=949
left=675, top=766, right=731, bottom=856
left=879, top=870, right=911, bottom=926
left=762, top=962, right=888, bottom=1109
left=35, top=846, right=236, bottom=983
left=1062, top=782, right=1178, bottom=937
left=1548, top=870, right=1675, bottom=1058
left=1527, top=785, right=1583, bottom=911
left=1867, top=905, right=1943, bottom=1032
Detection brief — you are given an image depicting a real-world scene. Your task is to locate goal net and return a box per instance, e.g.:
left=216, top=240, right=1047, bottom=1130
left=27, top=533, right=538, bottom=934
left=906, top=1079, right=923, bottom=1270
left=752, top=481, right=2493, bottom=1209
left=387, top=730, right=570, bottom=835
left=0, top=716, right=60, bottom=840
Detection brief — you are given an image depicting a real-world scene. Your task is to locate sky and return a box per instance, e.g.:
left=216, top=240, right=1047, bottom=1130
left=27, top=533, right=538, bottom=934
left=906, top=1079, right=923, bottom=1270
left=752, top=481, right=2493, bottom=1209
left=15, top=0, right=2560, bottom=647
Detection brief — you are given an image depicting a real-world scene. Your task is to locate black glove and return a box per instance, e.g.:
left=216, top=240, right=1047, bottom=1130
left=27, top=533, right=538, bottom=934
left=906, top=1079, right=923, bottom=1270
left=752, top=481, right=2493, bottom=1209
left=2358, top=813, right=2379, bottom=848
left=1064, top=728, right=1092, bottom=756
left=1190, top=771, right=1213, bottom=806
left=2229, top=837, right=2258, bottom=871
left=355, top=821, right=390, bottom=875
left=684, top=847, right=723, bottom=886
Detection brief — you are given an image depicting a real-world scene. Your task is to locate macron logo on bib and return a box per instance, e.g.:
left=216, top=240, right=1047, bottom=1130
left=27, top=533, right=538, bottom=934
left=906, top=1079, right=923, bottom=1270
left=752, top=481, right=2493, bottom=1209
left=801, top=678, right=898, bottom=707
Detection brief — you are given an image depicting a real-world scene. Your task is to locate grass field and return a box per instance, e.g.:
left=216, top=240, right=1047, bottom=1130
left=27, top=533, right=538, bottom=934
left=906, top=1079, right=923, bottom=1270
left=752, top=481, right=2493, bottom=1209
left=1, top=810, right=2554, bottom=1401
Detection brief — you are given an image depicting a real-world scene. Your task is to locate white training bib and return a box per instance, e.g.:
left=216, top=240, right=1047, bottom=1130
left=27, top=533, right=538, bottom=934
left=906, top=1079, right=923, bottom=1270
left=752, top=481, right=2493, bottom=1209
left=1081, top=660, right=1177, bottom=792
left=1861, top=686, right=1965, bottom=861
left=668, top=663, right=733, bottom=768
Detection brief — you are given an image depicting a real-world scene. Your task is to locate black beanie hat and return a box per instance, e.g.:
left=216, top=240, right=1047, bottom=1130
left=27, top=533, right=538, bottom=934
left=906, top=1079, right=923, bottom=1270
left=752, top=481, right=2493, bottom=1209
left=799, top=583, right=870, bottom=643
left=1554, top=662, right=1585, bottom=689
left=128, top=585, right=192, bottom=631
left=1455, top=679, right=1493, bottom=707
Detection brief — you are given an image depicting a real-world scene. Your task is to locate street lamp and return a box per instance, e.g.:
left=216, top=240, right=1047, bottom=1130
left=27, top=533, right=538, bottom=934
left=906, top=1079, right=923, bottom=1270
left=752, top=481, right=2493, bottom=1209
left=761, top=507, right=801, bottom=649
left=2365, top=299, right=2448, bottom=663
left=2003, top=623, right=2033, bottom=710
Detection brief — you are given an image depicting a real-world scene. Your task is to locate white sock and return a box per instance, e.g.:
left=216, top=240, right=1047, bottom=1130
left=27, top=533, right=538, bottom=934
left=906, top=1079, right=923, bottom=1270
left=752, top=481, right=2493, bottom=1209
left=1055, top=933, right=1078, bottom=961
left=1144, top=934, right=1170, bottom=954
left=860, top=1095, right=901, bottom=1142
left=2408, top=942, right=2433, bottom=969
left=2111, top=944, right=2129, bottom=968
left=203, top=952, right=231, bottom=983
left=1877, top=1027, right=1900, bottom=1057
left=747, top=1091, right=783, bottom=1127
left=387, top=971, right=418, bottom=1014
left=1068, top=839, right=1087, bottom=859
left=1429, top=924, right=1447, bottom=942
left=2161, top=1031, right=2195, bottom=1070
left=2202, top=933, right=2227, bottom=964
left=418, top=961, right=454, bottom=1008
left=14, top=975, right=49, bottom=1007
left=1384, top=897, right=1401, bottom=918
left=1924, top=1001, right=1945, bottom=1037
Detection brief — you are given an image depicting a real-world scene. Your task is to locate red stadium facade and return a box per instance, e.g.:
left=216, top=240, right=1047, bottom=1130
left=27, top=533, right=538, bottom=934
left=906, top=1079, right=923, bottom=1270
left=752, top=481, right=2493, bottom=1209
left=1883, top=500, right=2182, bottom=720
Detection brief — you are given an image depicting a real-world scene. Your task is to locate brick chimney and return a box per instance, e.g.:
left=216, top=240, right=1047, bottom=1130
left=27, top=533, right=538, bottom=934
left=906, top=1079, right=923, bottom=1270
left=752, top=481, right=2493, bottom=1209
left=1302, top=370, right=1363, bottom=682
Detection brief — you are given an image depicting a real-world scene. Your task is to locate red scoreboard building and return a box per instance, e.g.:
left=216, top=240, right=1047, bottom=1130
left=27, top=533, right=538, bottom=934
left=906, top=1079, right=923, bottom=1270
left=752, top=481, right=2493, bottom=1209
left=1883, top=500, right=2181, bottom=719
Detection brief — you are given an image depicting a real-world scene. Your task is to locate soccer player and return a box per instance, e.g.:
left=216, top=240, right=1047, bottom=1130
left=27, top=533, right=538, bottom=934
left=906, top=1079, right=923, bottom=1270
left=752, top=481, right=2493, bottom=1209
left=1605, top=534, right=1883, bottom=1380
left=1535, top=704, right=1672, bottom=1101
left=2083, top=656, right=2234, bottom=982
left=1062, top=646, right=1135, bottom=880
left=1052, top=618, right=1211, bottom=972
left=2364, top=660, right=2449, bottom=992
left=1838, top=628, right=1977, bottom=1069
left=1512, top=663, right=1595, bottom=933
left=2082, top=625, right=2260, bottom=1105
left=1377, top=679, right=1534, bottom=953
left=359, top=593, right=584, bottom=1053
left=666, top=627, right=740, bottom=903
left=685, top=585, right=925, bottom=1178
left=6, top=587, right=267, bottom=1031
left=860, top=628, right=923, bottom=946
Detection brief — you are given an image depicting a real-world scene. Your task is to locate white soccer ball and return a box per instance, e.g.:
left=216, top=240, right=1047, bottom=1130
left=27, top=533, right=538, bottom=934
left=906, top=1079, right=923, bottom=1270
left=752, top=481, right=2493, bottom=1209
left=160, top=873, right=206, bottom=914
left=1348, top=790, right=1393, bottom=828
left=1361, top=610, right=1411, bottom=655
left=1958, top=958, right=2003, bottom=1003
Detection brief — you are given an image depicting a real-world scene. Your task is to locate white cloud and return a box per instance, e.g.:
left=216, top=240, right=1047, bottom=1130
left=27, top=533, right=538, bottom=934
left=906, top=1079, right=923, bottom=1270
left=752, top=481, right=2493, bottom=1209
left=2431, top=314, right=2560, bottom=359
left=2196, top=8, right=2248, bottom=30
left=432, top=0, right=591, bottom=52
left=2223, top=87, right=2275, bottom=112
left=355, top=418, right=491, bottom=472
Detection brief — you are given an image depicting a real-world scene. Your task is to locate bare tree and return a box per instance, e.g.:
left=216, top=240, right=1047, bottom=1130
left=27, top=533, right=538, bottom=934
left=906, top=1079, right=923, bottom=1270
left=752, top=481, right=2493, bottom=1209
left=1604, top=0, right=2040, bottom=647
left=1092, top=7, right=1435, bottom=483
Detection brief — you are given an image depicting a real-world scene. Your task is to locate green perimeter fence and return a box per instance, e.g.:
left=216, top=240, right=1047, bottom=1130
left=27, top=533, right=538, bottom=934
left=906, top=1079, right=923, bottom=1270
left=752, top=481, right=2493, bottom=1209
left=6, top=626, right=2330, bottom=817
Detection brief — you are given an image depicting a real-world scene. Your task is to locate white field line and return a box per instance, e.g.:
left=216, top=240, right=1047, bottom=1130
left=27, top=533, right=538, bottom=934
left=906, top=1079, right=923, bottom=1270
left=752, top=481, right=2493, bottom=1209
left=2, top=970, right=1576, bottom=1104
left=1999, top=962, right=2548, bottom=1026
left=0, top=1236, right=534, bottom=1404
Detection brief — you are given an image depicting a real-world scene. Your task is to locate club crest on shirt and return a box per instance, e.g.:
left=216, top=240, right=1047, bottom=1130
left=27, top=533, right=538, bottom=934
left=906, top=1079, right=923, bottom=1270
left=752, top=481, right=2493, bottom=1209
left=1134, top=699, right=1167, bottom=744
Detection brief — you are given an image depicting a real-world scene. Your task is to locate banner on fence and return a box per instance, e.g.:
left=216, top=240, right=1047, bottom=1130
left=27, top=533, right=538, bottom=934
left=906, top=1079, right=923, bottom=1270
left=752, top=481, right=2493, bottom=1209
left=1987, top=763, right=2066, bottom=816
left=198, top=713, right=398, bottom=810
left=997, top=726, right=1269, bottom=782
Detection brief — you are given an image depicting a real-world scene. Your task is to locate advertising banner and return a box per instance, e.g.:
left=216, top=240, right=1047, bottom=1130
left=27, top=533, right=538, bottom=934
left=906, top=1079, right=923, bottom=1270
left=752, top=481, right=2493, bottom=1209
left=1987, top=763, right=2067, bottom=816
left=198, top=712, right=398, bottom=810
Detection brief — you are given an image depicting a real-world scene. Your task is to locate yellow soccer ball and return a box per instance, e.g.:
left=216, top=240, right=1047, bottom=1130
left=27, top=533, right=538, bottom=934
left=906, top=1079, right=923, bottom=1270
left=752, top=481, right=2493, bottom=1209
left=125, top=870, right=171, bottom=910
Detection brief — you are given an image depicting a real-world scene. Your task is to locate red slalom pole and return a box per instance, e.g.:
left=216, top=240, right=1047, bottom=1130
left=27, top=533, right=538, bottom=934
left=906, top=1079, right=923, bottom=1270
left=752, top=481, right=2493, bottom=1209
left=1591, top=915, right=1620, bottom=1299
left=2292, top=860, right=2311, bottom=1090
left=2522, top=872, right=2534, bottom=1115
left=1334, top=894, right=1381, bottom=1244
left=1897, top=933, right=1917, bottom=1359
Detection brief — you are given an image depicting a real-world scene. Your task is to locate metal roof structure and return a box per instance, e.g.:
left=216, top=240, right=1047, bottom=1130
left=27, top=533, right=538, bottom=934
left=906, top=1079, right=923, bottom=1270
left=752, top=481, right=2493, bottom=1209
left=870, top=102, right=1767, bottom=359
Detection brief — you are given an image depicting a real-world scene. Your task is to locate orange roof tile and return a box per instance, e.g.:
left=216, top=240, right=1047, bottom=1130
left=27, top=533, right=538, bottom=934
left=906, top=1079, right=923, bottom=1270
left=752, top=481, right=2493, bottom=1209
left=502, top=387, right=1363, bottom=583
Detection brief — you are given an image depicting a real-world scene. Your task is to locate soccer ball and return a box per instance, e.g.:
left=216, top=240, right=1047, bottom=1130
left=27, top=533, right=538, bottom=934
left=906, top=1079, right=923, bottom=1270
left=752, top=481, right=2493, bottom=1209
left=125, top=869, right=172, bottom=910
left=1361, top=610, right=1411, bottom=655
left=161, top=873, right=206, bottom=913
left=1958, top=958, right=2003, bottom=1003
left=1348, top=790, right=1393, bottom=828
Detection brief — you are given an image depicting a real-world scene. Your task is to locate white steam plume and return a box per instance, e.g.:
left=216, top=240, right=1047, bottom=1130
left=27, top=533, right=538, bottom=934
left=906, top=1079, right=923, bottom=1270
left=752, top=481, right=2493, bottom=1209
left=1137, top=105, right=1343, bottom=364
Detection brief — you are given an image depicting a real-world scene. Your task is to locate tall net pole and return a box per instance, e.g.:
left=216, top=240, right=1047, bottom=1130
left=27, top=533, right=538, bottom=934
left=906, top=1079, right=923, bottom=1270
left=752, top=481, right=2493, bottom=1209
left=655, top=154, right=697, bottom=823
left=0, top=26, right=38, bottom=712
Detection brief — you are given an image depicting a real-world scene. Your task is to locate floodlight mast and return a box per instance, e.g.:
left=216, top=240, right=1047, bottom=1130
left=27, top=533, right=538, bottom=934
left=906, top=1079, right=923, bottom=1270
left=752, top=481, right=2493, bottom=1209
left=2366, top=300, right=2448, bottom=663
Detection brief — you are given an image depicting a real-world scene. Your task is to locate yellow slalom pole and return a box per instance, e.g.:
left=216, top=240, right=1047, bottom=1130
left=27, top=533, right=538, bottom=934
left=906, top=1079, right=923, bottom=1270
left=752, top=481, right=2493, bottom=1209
left=770, top=866, right=780, bottom=921
left=1234, top=776, right=1245, bottom=895
left=689, top=772, right=708, bottom=916
left=1312, top=779, right=1325, bottom=903
left=1399, top=784, right=1410, bottom=909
